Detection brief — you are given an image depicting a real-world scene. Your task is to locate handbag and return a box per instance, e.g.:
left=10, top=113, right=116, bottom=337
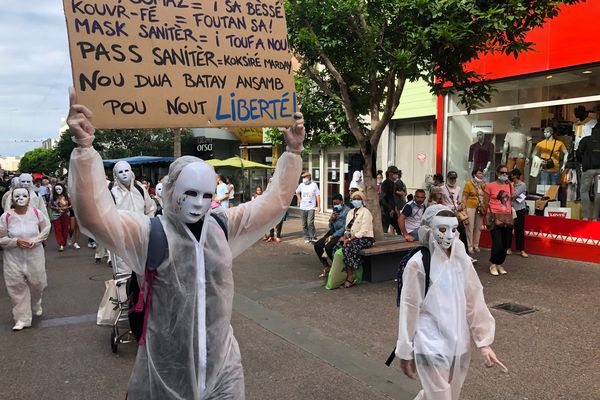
left=457, top=209, right=470, bottom=225
left=543, top=140, right=557, bottom=170
left=96, top=279, right=120, bottom=326
left=494, top=213, right=514, bottom=228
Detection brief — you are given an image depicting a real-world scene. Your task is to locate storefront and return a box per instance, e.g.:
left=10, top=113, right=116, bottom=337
left=437, top=2, right=600, bottom=262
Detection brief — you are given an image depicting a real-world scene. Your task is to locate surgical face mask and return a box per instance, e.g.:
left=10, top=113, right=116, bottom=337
left=498, top=175, right=509, bottom=182
left=12, top=188, right=30, bottom=207
left=155, top=183, right=163, bottom=198
left=376, top=179, right=382, bottom=184
left=431, top=216, right=458, bottom=249
left=333, top=204, right=343, bottom=212
left=172, top=161, right=216, bottom=224
left=114, top=161, right=133, bottom=185
left=55, top=186, right=64, bottom=195
left=392, top=174, right=399, bottom=182
left=351, top=199, right=363, bottom=209
left=303, top=178, right=310, bottom=184
left=19, top=173, right=33, bottom=188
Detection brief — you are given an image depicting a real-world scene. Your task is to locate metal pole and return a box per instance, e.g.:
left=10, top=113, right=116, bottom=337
left=174, top=128, right=182, bottom=158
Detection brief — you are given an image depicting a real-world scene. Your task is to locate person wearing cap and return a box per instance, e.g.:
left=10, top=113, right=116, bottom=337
left=296, top=172, right=320, bottom=243
left=337, top=191, right=374, bottom=287
left=387, top=166, right=407, bottom=211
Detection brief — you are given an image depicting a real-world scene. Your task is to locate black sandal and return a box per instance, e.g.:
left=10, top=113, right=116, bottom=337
left=342, top=279, right=355, bottom=288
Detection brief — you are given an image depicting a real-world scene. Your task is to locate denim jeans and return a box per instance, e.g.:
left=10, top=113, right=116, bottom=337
left=301, top=209, right=316, bottom=240
left=539, top=171, right=560, bottom=185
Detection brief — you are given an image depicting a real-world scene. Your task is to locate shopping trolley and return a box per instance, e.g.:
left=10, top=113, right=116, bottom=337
left=109, top=255, right=135, bottom=353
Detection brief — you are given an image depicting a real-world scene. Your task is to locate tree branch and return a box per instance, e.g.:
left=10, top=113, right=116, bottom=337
left=372, top=74, right=405, bottom=146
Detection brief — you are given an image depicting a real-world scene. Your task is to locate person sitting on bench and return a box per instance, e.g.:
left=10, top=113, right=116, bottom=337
left=314, top=194, right=349, bottom=279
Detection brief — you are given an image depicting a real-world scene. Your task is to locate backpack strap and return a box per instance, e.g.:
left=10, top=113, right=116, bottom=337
left=146, top=217, right=168, bottom=272
left=211, top=212, right=228, bottom=241
left=134, top=182, right=145, bottom=199
left=33, top=207, right=39, bottom=221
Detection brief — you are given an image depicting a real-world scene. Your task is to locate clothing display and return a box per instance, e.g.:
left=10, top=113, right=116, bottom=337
left=573, top=117, right=597, bottom=150
left=504, top=130, right=532, bottom=159
left=534, top=138, right=567, bottom=173
left=468, top=141, right=494, bottom=171
left=69, top=146, right=302, bottom=399
left=506, top=157, right=526, bottom=175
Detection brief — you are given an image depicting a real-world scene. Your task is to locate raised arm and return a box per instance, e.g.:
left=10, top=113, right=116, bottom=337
left=67, top=89, right=149, bottom=275
left=226, top=113, right=304, bottom=258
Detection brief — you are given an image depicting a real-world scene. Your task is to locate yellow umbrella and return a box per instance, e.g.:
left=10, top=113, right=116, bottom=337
left=221, top=156, right=274, bottom=169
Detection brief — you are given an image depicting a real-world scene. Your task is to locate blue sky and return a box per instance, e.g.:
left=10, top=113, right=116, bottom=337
left=0, top=2, right=72, bottom=157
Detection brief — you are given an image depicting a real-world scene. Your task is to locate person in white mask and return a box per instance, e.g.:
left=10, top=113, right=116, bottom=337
left=0, top=185, right=51, bottom=331
left=66, top=88, right=304, bottom=399
left=2, top=174, right=49, bottom=220
left=1, top=177, right=20, bottom=212
left=108, top=160, right=155, bottom=274
left=396, top=204, right=505, bottom=400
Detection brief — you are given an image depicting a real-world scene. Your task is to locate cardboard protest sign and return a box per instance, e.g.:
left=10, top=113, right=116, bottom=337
left=63, top=0, right=296, bottom=129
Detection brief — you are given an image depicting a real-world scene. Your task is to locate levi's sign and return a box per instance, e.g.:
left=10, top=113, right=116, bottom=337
left=63, top=0, right=296, bottom=129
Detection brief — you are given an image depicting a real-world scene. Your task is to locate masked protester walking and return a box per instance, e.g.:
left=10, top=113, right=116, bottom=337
left=0, top=185, right=51, bottom=331
left=66, top=89, right=305, bottom=400
left=396, top=205, right=505, bottom=400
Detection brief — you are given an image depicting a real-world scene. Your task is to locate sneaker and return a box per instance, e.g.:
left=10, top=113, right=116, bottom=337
left=474, top=247, right=481, bottom=253
left=12, top=321, right=31, bottom=331
left=73, top=243, right=81, bottom=249
left=520, top=251, right=529, bottom=258
left=59, top=245, right=64, bottom=252
left=489, top=264, right=499, bottom=276
left=32, top=302, right=43, bottom=317
left=67, top=239, right=73, bottom=247
left=506, top=248, right=513, bottom=255
left=304, top=240, right=311, bottom=243
left=497, top=265, right=508, bottom=275
left=87, top=241, right=96, bottom=248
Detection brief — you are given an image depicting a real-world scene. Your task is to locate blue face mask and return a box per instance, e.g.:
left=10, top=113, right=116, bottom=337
left=333, top=204, right=343, bottom=212
left=351, top=199, right=363, bottom=209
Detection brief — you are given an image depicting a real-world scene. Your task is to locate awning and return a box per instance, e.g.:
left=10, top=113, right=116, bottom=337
left=205, top=156, right=273, bottom=169
left=102, top=156, right=174, bottom=168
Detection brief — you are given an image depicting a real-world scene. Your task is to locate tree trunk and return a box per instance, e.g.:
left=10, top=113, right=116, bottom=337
left=173, top=128, right=182, bottom=158
left=360, top=139, right=385, bottom=241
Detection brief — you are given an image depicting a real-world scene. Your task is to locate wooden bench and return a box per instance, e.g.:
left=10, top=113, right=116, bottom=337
left=359, top=239, right=421, bottom=283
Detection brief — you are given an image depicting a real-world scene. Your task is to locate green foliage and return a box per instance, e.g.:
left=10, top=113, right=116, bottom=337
left=55, top=128, right=193, bottom=167
left=286, top=0, right=581, bottom=132
left=18, top=148, right=61, bottom=176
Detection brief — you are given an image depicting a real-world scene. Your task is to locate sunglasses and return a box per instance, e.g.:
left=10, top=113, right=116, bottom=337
left=498, top=171, right=509, bottom=175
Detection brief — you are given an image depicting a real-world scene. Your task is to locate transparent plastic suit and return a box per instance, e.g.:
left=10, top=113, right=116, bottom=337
left=109, top=162, right=155, bottom=275
left=396, top=205, right=495, bottom=400
left=69, top=147, right=301, bottom=399
left=0, top=204, right=50, bottom=325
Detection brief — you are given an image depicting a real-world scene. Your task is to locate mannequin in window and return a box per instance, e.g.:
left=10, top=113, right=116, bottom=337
left=532, top=127, right=568, bottom=186
left=468, top=131, right=494, bottom=176
left=501, top=116, right=532, bottom=174
left=572, top=105, right=597, bottom=151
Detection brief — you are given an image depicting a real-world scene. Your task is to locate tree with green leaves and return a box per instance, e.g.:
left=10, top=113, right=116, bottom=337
left=286, top=0, right=581, bottom=238
left=18, top=148, right=61, bottom=176
left=55, top=128, right=193, bottom=168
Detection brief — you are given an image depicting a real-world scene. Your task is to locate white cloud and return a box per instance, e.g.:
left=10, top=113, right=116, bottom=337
left=0, top=2, right=72, bottom=156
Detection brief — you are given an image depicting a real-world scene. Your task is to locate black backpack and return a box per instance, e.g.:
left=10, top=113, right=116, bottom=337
left=127, top=213, right=228, bottom=344
left=384, top=246, right=431, bottom=367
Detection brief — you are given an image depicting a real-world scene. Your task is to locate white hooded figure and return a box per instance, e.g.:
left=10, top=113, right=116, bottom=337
left=396, top=204, right=503, bottom=400
left=349, top=170, right=364, bottom=191
left=3, top=175, right=49, bottom=219
left=1, top=177, right=20, bottom=211
left=67, top=100, right=304, bottom=398
left=109, top=161, right=155, bottom=274
left=0, top=186, right=51, bottom=331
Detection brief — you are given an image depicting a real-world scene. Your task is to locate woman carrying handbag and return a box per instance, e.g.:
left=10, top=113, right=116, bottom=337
left=484, top=165, right=514, bottom=276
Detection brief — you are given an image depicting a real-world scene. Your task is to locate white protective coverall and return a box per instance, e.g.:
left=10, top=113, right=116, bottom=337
left=396, top=205, right=495, bottom=400
left=0, top=192, right=51, bottom=326
left=109, top=161, right=155, bottom=274
left=69, top=147, right=301, bottom=399
left=2, top=175, right=49, bottom=220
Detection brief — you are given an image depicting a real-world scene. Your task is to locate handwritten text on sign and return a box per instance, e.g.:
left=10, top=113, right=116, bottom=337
left=63, top=0, right=296, bottom=129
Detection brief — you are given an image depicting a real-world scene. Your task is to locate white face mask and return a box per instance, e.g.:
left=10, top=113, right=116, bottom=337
left=114, top=161, right=133, bottom=186
left=431, top=216, right=459, bottom=249
left=19, top=173, right=33, bottom=189
left=303, top=177, right=310, bottom=184
left=172, top=162, right=216, bottom=224
left=155, top=183, right=163, bottom=198
left=13, top=188, right=30, bottom=207
left=55, top=186, right=64, bottom=195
